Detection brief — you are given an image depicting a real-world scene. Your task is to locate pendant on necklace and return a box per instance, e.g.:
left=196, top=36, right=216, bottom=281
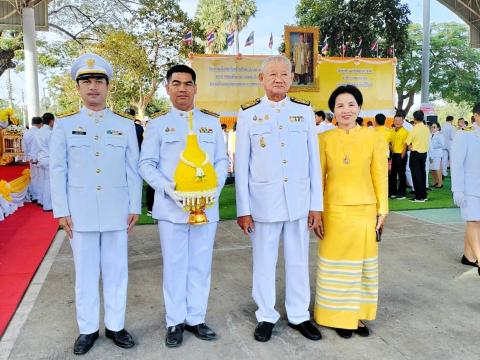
left=343, top=156, right=350, bottom=165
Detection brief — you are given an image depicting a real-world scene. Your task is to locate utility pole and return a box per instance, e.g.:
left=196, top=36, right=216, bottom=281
left=22, top=5, right=41, bottom=126
left=421, top=0, right=430, bottom=104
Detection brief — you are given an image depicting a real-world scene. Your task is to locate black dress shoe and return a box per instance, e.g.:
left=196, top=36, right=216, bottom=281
left=105, top=328, right=135, bottom=348
left=288, top=320, right=322, bottom=340
left=335, top=328, right=353, bottom=339
left=254, top=322, right=275, bottom=342
left=461, top=255, right=478, bottom=267
left=185, top=323, right=217, bottom=340
left=165, top=324, right=184, bottom=348
left=73, top=331, right=99, bottom=355
left=354, top=324, right=370, bottom=337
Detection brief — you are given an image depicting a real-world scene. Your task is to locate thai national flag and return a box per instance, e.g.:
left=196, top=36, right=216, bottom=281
left=268, top=33, right=273, bottom=49
left=370, top=39, right=378, bottom=51
left=321, top=35, right=329, bottom=55
left=207, top=31, right=216, bottom=46
left=183, top=30, right=192, bottom=45
left=388, top=44, right=395, bottom=57
left=227, top=31, right=234, bottom=47
left=245, top=31, right=254, bottom=47
left=340, top=43, right=347, bottom=57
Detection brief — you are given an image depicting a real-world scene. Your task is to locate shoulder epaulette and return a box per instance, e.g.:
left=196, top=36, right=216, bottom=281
left=290, top=97, right=310, bottom=106
left=200, top=108, right=220, bottom=118
left=150, top=109, right=169, bottom=119
left=241, top=98, right=261, bottom=111
left=56, top=110, right=79, bottom=118
left=113, top=111, right=135, bottom=121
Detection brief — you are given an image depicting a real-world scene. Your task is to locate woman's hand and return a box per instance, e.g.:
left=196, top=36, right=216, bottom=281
left=376, top=214, right=387, bottom=231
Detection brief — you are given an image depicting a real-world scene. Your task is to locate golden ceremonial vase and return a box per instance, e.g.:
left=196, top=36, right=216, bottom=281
left=173, top=111, right=218, bottom=225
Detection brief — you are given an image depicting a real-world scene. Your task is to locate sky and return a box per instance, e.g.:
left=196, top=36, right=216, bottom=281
left=0, top=0, right=463, bottom=111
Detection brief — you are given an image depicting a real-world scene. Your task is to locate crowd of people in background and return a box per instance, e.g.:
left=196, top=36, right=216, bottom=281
left=22, top=112, right=55, bottom=212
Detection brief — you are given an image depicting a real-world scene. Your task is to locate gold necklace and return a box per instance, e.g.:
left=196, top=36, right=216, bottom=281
left=339, top=127, right=357, bottom=165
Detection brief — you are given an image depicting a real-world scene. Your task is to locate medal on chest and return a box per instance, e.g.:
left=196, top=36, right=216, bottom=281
left=259, top=136, right=266, bottom=148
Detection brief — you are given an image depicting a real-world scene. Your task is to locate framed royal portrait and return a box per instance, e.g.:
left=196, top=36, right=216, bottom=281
left=284, top=26, right=319, bottom=92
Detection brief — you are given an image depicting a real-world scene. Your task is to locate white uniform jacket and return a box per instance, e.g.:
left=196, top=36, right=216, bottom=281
left=235, top=96, right=323, bottom=222
left=428, top=132, right=445, bottom=160
left=441, top=123, right=455, bottom=150
left=138, top=107, right=228, bottom=223
left=451, top=127, right=480, bottom=197
left=36, top=125, right=52, bottom=168
left=22, top=126, right=40, bottom=161
left=49, top=108, right=142, bottom=232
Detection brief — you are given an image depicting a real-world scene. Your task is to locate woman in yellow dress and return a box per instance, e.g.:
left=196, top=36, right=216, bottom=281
left=314, top=85, right=388, bottom=338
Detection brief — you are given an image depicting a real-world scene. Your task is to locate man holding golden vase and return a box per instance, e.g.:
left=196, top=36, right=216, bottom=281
left=138, top=65, right=228, bottom=348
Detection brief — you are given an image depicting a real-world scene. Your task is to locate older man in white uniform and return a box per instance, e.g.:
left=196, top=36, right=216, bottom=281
left=50, top=54, right=142, bottom=355
left=451, top=103, right=480, bottom=272
left=235, top=56, right=323, bottom=342
left=139, top=65, right=228, bottom=348
left=36, top=113, right=55, bottom=211
left=22, top=117, right=43, bottom=203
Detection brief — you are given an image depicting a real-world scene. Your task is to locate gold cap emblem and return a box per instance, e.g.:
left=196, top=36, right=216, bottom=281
left=86, top=58, right=95, bottom=68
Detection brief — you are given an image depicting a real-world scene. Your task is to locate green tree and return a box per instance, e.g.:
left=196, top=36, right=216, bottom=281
left=196, top=0, right=257, bottom=53
left=397, top=22, right=480, bottom=113
left=46, top=0, right=195, bottom=116
left=295, top=0, right=410, bottom=58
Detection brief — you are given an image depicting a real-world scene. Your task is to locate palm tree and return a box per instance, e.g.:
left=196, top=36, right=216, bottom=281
left=196, top=0, right=257, bottom=54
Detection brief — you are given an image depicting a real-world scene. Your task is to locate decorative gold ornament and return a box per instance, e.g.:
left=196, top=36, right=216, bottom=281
left=173, top=111, right=218, bottom=224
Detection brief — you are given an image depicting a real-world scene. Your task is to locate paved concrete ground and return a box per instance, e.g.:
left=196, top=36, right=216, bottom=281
left=2, top=210, right=480, bottom=360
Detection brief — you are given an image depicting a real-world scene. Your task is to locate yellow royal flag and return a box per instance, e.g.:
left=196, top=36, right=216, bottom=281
left=191, top=55, right=268, bottom=114
left=289, top=57, right=396, bottom=117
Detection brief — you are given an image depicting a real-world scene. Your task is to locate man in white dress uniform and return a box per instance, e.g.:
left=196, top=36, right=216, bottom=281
left=451, top=102, right=480, bottom=272
left=22, top=117, right=43, bottom=203
left=36, top=113, right=55, bottom=211
left=138, top=65, right=228, bottom=348
left=235, top=55, right=323, bottom=342
left=49, top=53, right=142, bottom=355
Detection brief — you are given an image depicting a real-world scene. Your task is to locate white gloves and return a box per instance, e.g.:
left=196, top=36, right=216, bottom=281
left=453, top=192, right=465, bottom=208
left=164, top=182, right=183, bottom=208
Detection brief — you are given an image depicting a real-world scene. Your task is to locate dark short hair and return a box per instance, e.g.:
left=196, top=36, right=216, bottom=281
left=32, top=116, right=43, bottom=125
left=394, top=110, right=406, bottom=119
left=473, top=103, right=480, bottom=115
left=446, top=115, right=454, bottom=122
left=356, top=117, right=363, bottom=126
left=465, top=120, right=469, bottom=126
left=315, top=110, right=326, bottom=120
left=367, top=121, right=373, bottom=126
left=413, top=110, right=424, bottom=122
left=166, top=64, right=196, bottom=84
left=375, top=113, right=386, bottom=125
left=431, top=122, right=441, bottom=131
left=221, top=123, right=227, bottom=129
left=125, top=108, right=136, bottom=117
left=328, top=85, right=363, bottom=112
left=42, top=112, right=55, bottom=125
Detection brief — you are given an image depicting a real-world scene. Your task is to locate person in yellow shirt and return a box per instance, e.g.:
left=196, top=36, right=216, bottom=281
left=405, top=110, right=430, bottom=202
left=389, top=113, right=409, bottom=199
left=315, top=85, right=388, bottom=339
left=374, top=113, right=394, bottom=158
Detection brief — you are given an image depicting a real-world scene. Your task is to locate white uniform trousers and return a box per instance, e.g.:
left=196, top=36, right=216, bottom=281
left=70, top=230, right=128, bottom=334
left=158, top=221, right=217, bottom=328
left=29, top=163, right=40, bottom=201
left=406, top=151, right=413, bottom=188
left=442, top=149, right=449, bottom=177
left=41, top=166, right=52, bottom=210
left=251, top=218, right=310, bottom=325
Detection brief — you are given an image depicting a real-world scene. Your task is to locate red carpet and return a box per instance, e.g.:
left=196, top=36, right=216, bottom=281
left=0, top=203, right=58, bottom=337
left=0, top=164, right=29, bottom=182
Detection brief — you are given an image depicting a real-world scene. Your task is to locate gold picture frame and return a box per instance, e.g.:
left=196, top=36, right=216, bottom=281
left=284, top=26, right=319, bottom=92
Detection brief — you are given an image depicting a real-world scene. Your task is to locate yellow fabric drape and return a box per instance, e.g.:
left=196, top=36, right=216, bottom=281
left=0, top=169, right=30, bottom=201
